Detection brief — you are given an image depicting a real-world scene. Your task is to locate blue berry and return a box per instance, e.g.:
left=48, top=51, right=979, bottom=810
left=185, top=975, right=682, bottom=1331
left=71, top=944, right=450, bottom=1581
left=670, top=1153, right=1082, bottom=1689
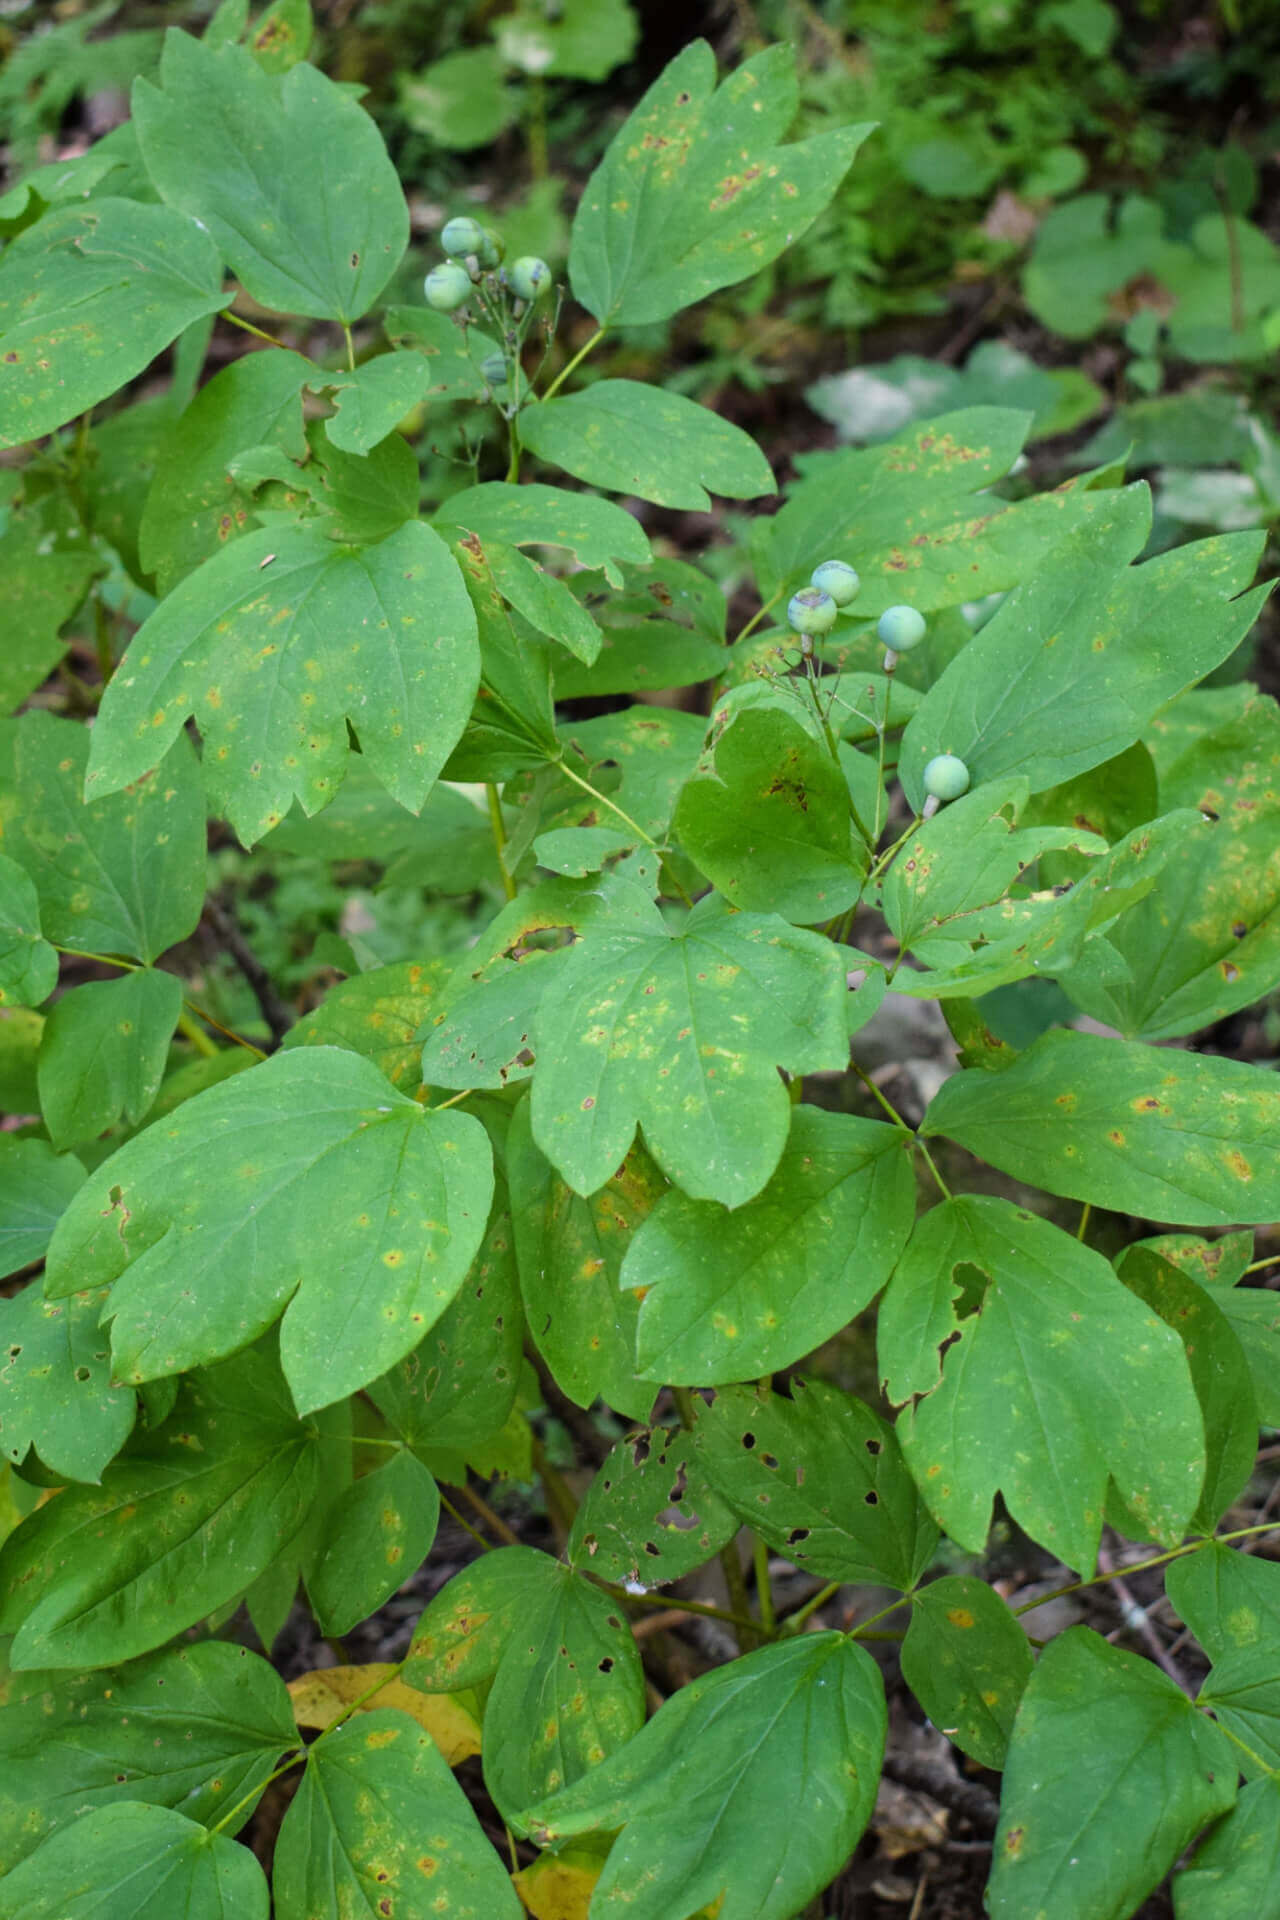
left=787, top=588, right=838, bottom=636
left=508, top=255, right=551, bottom=301
left=922, top=754, right=970, bottom=802
left=440, top=216, right=485, bottom=259
left=877, top=605, right=927, bottom=652
left=810, top=559, right=860, bottom=607
left=424, top=262, right=472, bottom=312
left=480, top=351, right=508, bottom=386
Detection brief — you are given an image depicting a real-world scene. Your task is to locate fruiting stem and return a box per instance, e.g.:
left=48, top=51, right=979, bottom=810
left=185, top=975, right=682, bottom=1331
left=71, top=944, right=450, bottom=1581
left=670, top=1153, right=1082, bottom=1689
left=486, top=782, right=518, bottom=900
left=541, top=326, right=606, bottom=403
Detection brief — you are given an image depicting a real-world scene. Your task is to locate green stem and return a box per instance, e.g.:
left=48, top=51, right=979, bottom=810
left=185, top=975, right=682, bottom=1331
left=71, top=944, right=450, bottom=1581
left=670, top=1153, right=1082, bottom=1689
left=1243, top=1254, right=1280, bottom=1275
left=1076, top=1200, right=1092, bottom=1242
left=867, top=814, right=922, bottom=885
left=220, top=309, right=287, bottom=348
left=555, top=757, right=694, bottom=906
left=438, top=1489, right=493, bottom=1553
left=541, top=326, right=606, bottom=403
left=782, top=1579, right=840, bottom=1634
left=427, top=1087, right=476, bottom=1113
left=1013, top=1520, right=1280, bottom=1618
left=342, top=322, right=356, bottom=373
left=734, top=588, right=783, bottom=649
left=848, top=1592, right=912, bottom=1638
left=50, top=946, right=264, bottom=1059
left=176, top=1008, right=218, bottom=1059
left=486, top=782, right=517, bottom=901
left=848, top=1060, right=952, bottom=1200
left=753, top=1533, right=776, bottom=1634
left=597, top=1579, right=762, bottom=1636
left=505, top=413, right=521, bottom=484
left=719, top=1539, right=759, bottom=1652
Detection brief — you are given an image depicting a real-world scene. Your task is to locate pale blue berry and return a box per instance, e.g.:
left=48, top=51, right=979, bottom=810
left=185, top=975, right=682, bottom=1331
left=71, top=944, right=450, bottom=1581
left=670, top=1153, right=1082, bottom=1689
left=810, top=559, right=860, bottom=607
left=787, top=588, right=838, bottom=636
left=508, top=255, right=551, bottom=301
left=440, top=216, right=485, bottom=259
left=424, top=262, right=472, bottom=312
left=877, top=605, right=927, bottom=652
left=922, top=754, right=970, bottom=802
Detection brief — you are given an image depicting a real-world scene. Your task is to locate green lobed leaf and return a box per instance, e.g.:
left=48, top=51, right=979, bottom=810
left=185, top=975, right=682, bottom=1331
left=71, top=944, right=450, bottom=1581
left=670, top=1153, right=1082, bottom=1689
left=518, top=380, right=775, bottom=511
left=879, top=1196, right=1205, bottom=1570
left=88, top=521, right=479, bottom=848
left=0, top=1280, right=135, bottom=1484
left=623, top=1107, right=915, bottom=1384
left=521, top=1632, right=886, bottom=1920
left=134, top=29, right=408, bottom=322
left=306, top=1447, right=439, bottom=1637
left=507, top=1098, right=662, bottom=1422
left=44, top=1047, right=494, bottom=1417
left=434, top=481, right=650, bottom=588
left=9, top=715, right=205, bottom=963
left=0, top=198, right=224, bottom=450
left=988, top=1628, right=1237, bottom=1920
left=692, top=1378, right=939, bottom=1590
left=900, top=1576, right=1034, bottom=1770
left=272, top=1709, right=520, bottom=1920
left=0, top=854, right=57, bottom=1008
left=0, top=1800, right=269, bottom=1919
left=1175, top=1776, right=1280, bottom=1920
left=530, top=893, right=850, bottom=1207
left=0, top=1346, right=321, bottom=1668
left=673, top=705, right=866, bottom=923
left=0, top=1136, right=85, bottom=1279
left=37, top=969, right=184, bottom=1150
left=569, top=41, right=872, bottom=327
left=899, top=489, right=1270, bottom=808
left=923, top=1028, right=1280, bottom=1227
left=567, top=1425, right=738, bottom=1588
left=0, top=1641, right=297, bottom=1868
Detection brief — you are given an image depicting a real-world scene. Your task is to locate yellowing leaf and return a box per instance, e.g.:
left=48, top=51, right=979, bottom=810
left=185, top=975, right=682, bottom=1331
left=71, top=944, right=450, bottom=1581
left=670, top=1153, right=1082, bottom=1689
left=513, top=1842, right=607, bottom=1919
left=287, top=1664, right=482, bottom=1766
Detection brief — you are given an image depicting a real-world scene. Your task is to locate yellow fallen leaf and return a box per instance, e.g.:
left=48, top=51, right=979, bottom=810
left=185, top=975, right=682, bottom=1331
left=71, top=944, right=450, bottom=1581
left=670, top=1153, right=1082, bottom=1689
left=513, top=1844, right=606, bottom=1920
left=287, top=1664, right=482, bottom=1765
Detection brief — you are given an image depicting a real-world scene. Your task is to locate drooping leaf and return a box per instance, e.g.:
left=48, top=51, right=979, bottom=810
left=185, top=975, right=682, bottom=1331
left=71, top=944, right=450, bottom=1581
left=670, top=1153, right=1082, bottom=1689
left=134, top=29, right=408, bottom=321
left=10, top=715, right=205, bottom=962
left=37, top=969, right=184, bottom=1150
left=138, top=348, right=311, bottom=592
left=1167, top=1541, right=1280, bottom=1663
left=507, top=1098, right=661, bottom=1422
left=1175, top=1776, right=1280, bottom=1920
left=407, top=1549, right=645, bottom=1820
left=521, top=1633, right=886, bottom=1920
left=900, top=1576, right=1034, bottom=1770
left=272, top=1710, right=520, bottom=1920
left=988, top=1629, right=1236, bottom=1920
left=923, top=1028, right=1280, bottom=1226
left=694, top=1378, right=938, bottom=1590
left=44, top=1047, right=494, bottom=1417
left=530, top=893, right=849, bottom=1206
left=673, top=705, right=866, bottom=923
left=0, top=1136, right=85, bottom=1279
left=623, top=1108, right=914, bottom=1384
left=306, top=1447, right=439, bottom=1636
left=0, top=1801, right=269, bottom=1920
left=88, top=521, right=478, bottom=847
left=434, top=481, right=650, bottom=588
left=0, top=854, right=56, bottom=1008
left=899, top=491, right=1269, bottom=808
left=0, top=1280, right=135, bottom=1484
left=0, top=1641, right=297, bottom=1868
left=0, top=198, right=224, bottom=449
left=879, top=1195, right=1204, bottom=1570
left=518, top=380, right=775, bottom=510
left=283, top=957, right=451, bottom=1091
left=287, top=1664, right=482, bottom=1766
left=567, top=1425, right=738, bottom=1587
left=569, top=41, right=872, bottom=327
left=0, top=1346, right=321, bottom=1668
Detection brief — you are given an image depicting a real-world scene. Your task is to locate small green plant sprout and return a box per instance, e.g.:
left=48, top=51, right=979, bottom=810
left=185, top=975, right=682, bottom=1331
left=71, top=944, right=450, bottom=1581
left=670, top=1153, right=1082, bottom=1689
left=810, top=557, right=861, bottom=605
left=424, top=260, right=473, bottom=311
left=440, top=214, right=486, bottom=259
left=921, top=752, right=971, bottom=814
left=877, top=602, right=927, bottom=671
left=787, top=586, right=839, bottom=636
left=507, top=255, right=552, bottom=301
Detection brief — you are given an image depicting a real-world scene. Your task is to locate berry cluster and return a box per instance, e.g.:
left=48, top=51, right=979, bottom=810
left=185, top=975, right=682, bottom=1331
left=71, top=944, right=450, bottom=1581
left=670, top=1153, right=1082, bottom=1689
left=424, top=216, right=552, bottom=317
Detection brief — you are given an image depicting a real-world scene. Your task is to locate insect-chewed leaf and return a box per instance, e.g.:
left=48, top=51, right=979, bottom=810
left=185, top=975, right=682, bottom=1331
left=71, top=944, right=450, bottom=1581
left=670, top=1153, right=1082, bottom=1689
left=0, top=1801, right=269, bottom=1920
left=624, top=1108, right=915, bottom=1383
left=518, top=380, right=775, bottom=511
left=0, top=1346, right=321, bottom=1669
left=900, top=1576, right=1034, bottom=1771
left=692, top=1379, right=938, bottom=1590
left=273, top=1710, right=520, bottom=1920
left=134, top=29, right=408, bottom=321
left=988, top=1630, right=1236, bottom=1920
left=1174, top=1776, right=1280, bottom=1920
left=0, top=853, right=56, bottom=1009
left=569, top=40, right=872, bottom=327
left=37, top=969, right=184, bottom=1150
left=43, top=1047, right=494, bottom=1416
left=0, top=1136, right=85, bottom=1281
left=287, top=1664, right=482, bottom=1766
left=434, top=481, right=651, bottom=587
left=0, top=198, right=225, bottom=449
left=900, top=488, right=1270, bottom=807
left=530, top=893, right=849, bottom=1208
left=0, top=1641, right=297, bottom=1869
left=282, top=957, right=452, bottom=1092
left=567, top=1426, right=738, bottom=1587
left=322, top=351, right=438, bottom=455
left=520, top=1633, right=886, bottom=1920
left=87, top=522, right=478, bottom=848
left=0, top=1279, right=135, bottom=1484
left=880, top=1195, right=1204, bottom=1571
left=922, top=1028, right=1280, bottom=1226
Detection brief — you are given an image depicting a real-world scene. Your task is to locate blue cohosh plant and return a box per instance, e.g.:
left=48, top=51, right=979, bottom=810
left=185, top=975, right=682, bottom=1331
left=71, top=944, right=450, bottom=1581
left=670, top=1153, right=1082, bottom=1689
left=0, top=12, right=1279, bottom=1920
